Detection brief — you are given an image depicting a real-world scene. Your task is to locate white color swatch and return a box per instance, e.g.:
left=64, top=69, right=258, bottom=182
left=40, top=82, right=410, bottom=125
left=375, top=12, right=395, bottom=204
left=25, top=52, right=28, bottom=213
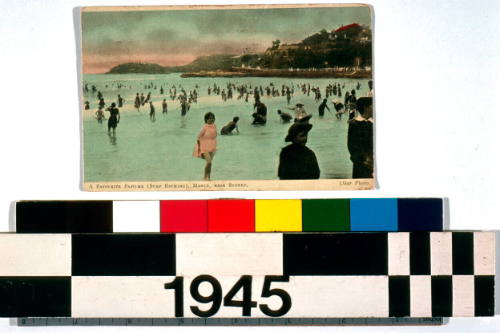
left=410, top=275, right=432, bottom=317
left=430, top=232, right=453, bottom=275
left=388, top=232, right=409, bottom=275
left=72, top=276, right=177, bottom=317
left=112, top=201, right=160, bottom=232
left=0, top=234, right=71, bottom=276
left=176, top=234, right=283, bottom=276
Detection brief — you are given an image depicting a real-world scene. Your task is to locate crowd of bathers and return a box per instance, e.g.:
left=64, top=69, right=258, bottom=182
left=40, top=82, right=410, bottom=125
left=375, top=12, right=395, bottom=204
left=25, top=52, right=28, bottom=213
left=83, top=79, right=374, bottom=180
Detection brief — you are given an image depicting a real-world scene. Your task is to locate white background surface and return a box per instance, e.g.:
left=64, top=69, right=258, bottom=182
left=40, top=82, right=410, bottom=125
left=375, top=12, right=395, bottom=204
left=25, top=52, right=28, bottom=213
left=0, top=0, right=499, bottom=331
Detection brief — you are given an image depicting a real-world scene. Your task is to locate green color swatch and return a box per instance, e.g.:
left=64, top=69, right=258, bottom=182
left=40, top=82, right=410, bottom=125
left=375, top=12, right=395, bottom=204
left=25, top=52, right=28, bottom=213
left=302, top=199, right=350, bottom=231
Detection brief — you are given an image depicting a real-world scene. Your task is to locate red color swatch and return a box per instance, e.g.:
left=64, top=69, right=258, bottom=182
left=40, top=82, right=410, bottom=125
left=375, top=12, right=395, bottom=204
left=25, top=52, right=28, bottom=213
left=160, top=200, right=207, bottom=232
left=207, top=200, right=255, bottom=232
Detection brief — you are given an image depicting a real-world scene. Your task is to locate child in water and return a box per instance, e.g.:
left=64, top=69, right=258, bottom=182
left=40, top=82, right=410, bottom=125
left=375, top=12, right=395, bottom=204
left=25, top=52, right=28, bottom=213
left=193, top=112, right=217, bottom=181
left=95, top=107, right=105, bottom=124
left=220, top=117, right=239, bottom=135
left=277, top=109, right=293, bottom=123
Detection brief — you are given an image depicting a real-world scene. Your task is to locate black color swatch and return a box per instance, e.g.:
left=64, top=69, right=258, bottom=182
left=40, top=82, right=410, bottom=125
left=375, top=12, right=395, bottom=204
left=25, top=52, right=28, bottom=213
left=388, top=276, right=410, bottom=317
left=474, top=276, right=494, bottom=316
left=397, top=199, right=443, bottom=231
left=16, top=201, right=113, bottom=233
left=0, top=277, right=71, bottom=317
left=410, top=232, right=430, bottom=275
left=452, top=232, right=474, bottom=275
left=431, top=276, right=452, bottom=317
left=283, top=233, right=388, bottom=275
left=72, top=234, right=175, bottom=276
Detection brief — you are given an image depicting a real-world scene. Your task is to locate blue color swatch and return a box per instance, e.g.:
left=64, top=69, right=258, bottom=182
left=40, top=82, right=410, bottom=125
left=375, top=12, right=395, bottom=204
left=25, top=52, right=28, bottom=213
left=350, top=199, right=398, bottom=231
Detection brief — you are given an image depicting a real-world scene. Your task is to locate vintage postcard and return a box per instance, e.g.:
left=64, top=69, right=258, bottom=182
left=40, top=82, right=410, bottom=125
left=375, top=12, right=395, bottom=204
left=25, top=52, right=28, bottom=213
left=80, top=4, right=374, bottom=191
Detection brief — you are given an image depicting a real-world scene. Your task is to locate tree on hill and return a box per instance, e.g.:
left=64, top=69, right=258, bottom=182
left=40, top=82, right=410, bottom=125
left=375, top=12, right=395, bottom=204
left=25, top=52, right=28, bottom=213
left=302, top=29, right=330, bottom=45
left=106, top=24, right=372, bottom=74
left=259, top=24, right=372, bottom=69
left=107, top=62, right=170, bottom=74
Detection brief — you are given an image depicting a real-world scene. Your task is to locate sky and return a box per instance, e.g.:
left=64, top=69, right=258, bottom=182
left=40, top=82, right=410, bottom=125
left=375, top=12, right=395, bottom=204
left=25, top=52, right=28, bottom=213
left=82, top=5, right=372, bottom=74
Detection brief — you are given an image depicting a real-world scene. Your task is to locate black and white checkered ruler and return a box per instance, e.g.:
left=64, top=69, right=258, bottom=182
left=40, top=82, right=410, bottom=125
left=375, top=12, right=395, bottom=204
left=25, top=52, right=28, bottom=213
left=0, top=232, right=494, bottom=318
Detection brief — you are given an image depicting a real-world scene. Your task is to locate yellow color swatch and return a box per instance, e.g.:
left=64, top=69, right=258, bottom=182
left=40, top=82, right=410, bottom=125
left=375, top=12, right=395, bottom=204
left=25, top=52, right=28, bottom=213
left=255, top=200, right=302, bottom=232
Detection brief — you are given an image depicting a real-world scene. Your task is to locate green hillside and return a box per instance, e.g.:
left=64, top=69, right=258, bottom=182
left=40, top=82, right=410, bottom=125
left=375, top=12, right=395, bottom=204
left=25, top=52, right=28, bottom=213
left=106, top=24, right=372, bottom=74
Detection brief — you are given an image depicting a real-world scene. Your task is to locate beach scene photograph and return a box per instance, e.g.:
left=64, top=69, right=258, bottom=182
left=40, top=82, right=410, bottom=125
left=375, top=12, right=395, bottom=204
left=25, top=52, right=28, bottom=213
left=81, top=4, right=374, bottom=191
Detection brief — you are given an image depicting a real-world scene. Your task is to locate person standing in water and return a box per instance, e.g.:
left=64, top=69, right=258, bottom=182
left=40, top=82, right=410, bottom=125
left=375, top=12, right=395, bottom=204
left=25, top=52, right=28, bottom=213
left=346, top=89, right=357, bottom=121
left=117, top=94, right=124, bottom=108
left=332, top=100, right=345, bottom=120
left=287, top=102, right=311, bottom=123
left=143, top=92, right=151, bottom=105
left=95, top=107, right=105, bottom=124
left=180, top=98, right=189, bottom=128
left=193, top=112, right=217, bottom=181
left=252, top=101, right=267, bottom=125
left=318, top=99, right=330, bottom=118
left=134, top=93, right=141, bottom=111
left=347, top=97, right=373, bottom=178
left=106, top=102, right=120, bottom=137
left=162, top=99, right=168, bottom=114
left=286, top=87, right=291, bottom=105
left=367, top=80, right=373, bottom=97
left=149, top=101, right=156, bottom=122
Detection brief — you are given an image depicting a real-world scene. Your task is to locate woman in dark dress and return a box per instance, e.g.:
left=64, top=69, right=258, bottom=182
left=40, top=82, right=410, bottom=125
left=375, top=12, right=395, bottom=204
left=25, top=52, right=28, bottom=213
left=106, top=102, right=120, bottom=136
left=347, top=97, right=373, bottom=178
left=278, top=123, right=320, bottom=180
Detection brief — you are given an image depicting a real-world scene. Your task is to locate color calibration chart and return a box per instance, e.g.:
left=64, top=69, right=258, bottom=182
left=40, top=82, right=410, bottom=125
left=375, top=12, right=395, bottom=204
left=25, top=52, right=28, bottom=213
left=16, top=198, right=444, bottom=232
left=1, top=199, right=495, bottom=325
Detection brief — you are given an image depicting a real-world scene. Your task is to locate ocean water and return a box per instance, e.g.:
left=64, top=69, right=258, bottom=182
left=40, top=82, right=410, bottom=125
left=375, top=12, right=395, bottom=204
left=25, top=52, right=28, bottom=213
left=82, top=73, right=371, bottom=182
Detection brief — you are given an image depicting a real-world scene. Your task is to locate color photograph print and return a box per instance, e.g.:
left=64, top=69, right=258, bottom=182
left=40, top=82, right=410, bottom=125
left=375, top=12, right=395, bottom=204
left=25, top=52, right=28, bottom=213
left=81, top=4, right=374, bottom=191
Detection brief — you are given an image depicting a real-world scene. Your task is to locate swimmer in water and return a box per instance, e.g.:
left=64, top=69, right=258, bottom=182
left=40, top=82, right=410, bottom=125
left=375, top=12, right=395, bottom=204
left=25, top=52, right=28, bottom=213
left=277, top=109, right=293, bottom=123
left=220, top=117, right=240, bottom=135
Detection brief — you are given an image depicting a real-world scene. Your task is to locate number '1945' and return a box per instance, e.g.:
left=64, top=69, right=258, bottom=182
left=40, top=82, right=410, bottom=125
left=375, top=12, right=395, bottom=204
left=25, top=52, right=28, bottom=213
left=164, top=275, right=291, bottom=317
